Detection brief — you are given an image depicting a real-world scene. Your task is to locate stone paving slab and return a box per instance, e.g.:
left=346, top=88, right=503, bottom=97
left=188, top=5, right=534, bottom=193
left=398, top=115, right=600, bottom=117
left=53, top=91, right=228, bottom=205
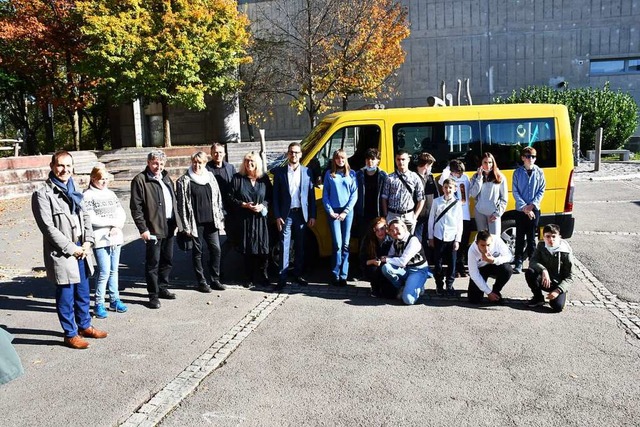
left=159, top=293, right=640, bottom=427
left=0, top=281, right=270, bottom=427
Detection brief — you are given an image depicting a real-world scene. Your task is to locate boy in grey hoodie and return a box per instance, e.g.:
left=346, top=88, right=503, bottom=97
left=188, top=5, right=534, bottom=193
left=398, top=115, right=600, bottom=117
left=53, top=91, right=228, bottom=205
left=525, top=224, right=574, bottom=312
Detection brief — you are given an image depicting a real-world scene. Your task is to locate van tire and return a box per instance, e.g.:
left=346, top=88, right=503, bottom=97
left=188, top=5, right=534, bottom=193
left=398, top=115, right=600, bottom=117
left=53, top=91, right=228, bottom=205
left=500, top=219, right=520, bottom=257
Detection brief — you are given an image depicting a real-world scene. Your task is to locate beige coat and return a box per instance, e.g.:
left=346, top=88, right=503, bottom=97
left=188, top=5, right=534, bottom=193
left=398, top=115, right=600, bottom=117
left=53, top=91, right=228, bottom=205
left=32, top=180, right=95, bottom=285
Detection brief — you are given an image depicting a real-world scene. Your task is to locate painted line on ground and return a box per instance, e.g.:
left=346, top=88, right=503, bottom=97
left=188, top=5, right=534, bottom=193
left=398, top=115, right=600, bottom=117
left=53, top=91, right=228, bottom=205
left=573, top=230, right=640, bottom=236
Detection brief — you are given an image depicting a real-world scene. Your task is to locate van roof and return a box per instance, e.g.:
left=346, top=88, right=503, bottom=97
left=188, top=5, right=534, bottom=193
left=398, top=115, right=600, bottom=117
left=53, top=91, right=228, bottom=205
left=321, top=103, right=566, bottom=122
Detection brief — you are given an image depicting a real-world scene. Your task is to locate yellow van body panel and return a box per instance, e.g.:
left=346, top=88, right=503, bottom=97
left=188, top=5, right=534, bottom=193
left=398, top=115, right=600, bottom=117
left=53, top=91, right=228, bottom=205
left=301, top=104, right=575, bottom=257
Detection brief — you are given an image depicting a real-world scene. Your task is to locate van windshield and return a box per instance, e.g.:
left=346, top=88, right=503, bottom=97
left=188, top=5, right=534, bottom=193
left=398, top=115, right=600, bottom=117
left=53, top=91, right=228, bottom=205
left=301, top=120, right=333, bottom=157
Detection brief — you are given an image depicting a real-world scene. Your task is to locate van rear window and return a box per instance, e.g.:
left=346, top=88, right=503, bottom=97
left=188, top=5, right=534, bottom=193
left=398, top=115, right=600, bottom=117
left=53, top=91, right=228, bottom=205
left=393, top=118, right=556, bottom=172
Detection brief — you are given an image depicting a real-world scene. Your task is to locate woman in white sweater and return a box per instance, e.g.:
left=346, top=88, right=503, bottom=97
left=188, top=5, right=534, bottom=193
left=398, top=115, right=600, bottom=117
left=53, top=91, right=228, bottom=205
left=469, top=152, right=508, bottom=236
left=83, top=165, right=127, bottom=318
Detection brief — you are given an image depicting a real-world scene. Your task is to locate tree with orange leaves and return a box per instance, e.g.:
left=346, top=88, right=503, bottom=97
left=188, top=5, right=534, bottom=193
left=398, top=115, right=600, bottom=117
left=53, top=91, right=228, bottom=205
left=245, top=0, right=409, bottom=129
left=0, top=0, right=95, bottom=152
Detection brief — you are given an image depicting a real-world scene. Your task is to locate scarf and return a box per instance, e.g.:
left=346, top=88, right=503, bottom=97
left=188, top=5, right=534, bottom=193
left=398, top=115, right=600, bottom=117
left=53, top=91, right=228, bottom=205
left=187, top=167, right=210, bottom=186
left=49, top=171, right=83, bottom=214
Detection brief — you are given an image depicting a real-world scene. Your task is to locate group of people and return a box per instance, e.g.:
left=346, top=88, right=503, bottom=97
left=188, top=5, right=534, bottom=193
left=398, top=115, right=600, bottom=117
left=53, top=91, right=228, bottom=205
left=31, top=143, right=574, bottom=349
left=352, top=146, right=574, bottom=311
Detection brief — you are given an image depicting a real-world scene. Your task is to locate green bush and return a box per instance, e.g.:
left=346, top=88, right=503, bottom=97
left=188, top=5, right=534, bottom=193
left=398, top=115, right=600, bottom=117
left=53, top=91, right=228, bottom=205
left=494, top=82, right=639, bottom=152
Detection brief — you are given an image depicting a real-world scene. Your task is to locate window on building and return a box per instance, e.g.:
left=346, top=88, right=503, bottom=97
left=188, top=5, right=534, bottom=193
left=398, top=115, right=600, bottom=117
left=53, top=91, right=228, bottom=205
left=590, top=58, right=640, bottom=75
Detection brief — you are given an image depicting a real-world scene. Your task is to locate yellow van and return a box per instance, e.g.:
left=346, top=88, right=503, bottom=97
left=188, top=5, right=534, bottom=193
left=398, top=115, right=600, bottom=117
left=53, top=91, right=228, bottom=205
left=295, top=103, right=575, bottom=258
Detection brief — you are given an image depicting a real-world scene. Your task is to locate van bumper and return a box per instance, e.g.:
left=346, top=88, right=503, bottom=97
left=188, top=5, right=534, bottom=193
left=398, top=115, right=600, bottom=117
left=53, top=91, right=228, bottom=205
left=539, top=213, right=575, bottom=238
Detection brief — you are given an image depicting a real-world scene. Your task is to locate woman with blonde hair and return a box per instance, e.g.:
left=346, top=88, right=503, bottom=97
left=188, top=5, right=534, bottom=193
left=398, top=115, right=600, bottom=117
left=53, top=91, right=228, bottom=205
left=228, top=151, right=273, bottom=287
left=176, top=151, right=226, bottom=293
left=469, top=152, right=508, bottom=235
left=83, top=164, right=127, bottom=318
left=322, top=149, right=358, bottom=286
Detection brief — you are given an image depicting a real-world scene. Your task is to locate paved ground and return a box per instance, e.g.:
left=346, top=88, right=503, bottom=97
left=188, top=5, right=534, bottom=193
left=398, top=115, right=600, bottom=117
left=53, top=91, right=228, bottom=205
left=1, top=161, right=640, bottom=426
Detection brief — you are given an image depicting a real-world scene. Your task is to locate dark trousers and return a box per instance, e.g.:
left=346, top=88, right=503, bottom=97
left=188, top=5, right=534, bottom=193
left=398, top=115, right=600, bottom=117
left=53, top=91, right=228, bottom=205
left=515, top=208, right=540, bottom=262
left=415, top=217, right=434, bottom=264
left=244, top=253, right=269, bottom=284
left=433, top=238, right=457, bottom=289
left=192, top=223, right=221, bottom=285
left=525, top=269, right=567, bottom=312
left=279, top=209, right=306, bottom=280
left=363, top=265, right=397, bottom=299
left=55, top=259, right=91, bottom=338
left=467, top=263, right=513, bottom=304
left=456, top=220, right=472, bottom=273
left=145, top=234, right=175, bottom=297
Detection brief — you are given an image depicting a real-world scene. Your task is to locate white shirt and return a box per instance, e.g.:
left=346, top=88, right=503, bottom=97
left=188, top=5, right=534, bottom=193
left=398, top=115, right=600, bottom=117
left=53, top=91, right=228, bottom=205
left=153, top=174, right=173, bottom=219
left=288, top=164, right=302, bottom=209
left=438, top=167, right=471, bottom=220
left=428, top=195, right=463, bottom=242
left=467, top=236, right=513, bottom=294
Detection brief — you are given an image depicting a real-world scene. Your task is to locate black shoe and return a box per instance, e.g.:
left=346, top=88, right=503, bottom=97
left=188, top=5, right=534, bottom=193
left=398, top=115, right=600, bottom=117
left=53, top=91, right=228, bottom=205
left=527, top=297, right=545, bottom=308
left=148, top=297, right=161, bottom=309
left=211, top=280, right=226, bottom=291
left=158, top=289, right=176, bottom=299
left=338, top=279, right=347, bottom=287
left=274, top=280, right=286, bottom=291
left=330, top=278, right=339, bottom=286
left=242, top=282, right=252, bottom=288
left=513, top=261, right=523, bottom=274
left=294, top=276, right=308, bottom=286
left=446, top=287, right=456, bottom=297
left=197, top=283, right=212, bottom=293
left=436, top=286, right=444, bottom=296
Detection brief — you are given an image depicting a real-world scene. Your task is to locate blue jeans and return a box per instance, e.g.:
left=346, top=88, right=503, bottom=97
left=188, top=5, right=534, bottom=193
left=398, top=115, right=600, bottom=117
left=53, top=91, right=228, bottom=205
left=328, top=209, right=353, bottom=280
left=280, top=209, right=306, bottom=280
left=94, top=245, right=122, bottom=305
left=381, top=263, right=431, bottom=305
left=56, top=259, right=91, bottom=338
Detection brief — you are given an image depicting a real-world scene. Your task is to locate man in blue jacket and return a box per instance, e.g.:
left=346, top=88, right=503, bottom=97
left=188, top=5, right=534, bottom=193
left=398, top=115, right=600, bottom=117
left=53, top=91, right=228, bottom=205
left=512, top=147, right=546, bottom=273
left=272, top=142, right=317, bottom=290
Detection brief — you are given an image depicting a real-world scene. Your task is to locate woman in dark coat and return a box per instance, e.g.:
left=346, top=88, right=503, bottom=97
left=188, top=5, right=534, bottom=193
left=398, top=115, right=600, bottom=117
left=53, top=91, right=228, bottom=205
left=228, top=151, right=273, bottom=287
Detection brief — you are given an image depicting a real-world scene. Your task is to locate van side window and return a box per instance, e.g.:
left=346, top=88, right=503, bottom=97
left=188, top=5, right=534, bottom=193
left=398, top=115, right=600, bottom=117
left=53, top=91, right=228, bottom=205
left=393, top=122, right=480, bottom=172
left=481, top=119, right=556, bottom=169
left=309, top=124, right=380, bottom=183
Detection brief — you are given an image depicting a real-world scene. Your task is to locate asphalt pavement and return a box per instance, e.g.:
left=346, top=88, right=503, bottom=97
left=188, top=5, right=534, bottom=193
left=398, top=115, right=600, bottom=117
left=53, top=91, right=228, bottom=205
left=1, top=165, right=639, bottom=426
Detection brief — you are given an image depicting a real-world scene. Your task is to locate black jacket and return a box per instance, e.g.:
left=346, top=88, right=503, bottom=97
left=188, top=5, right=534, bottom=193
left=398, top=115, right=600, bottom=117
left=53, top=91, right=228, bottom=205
left=130, top=168, right=182, bottom=238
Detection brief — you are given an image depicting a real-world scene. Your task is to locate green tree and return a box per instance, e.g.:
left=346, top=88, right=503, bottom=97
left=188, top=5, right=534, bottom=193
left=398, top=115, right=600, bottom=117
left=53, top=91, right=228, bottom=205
left=494, top=83, right=639, bottom=152
left=246, top=0, right=409, bottom=129
left=78, top=0, right=251, bottom=147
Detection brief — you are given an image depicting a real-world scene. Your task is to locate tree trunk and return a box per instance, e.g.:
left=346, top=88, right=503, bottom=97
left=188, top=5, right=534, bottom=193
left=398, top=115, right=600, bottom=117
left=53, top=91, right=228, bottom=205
left=161, top=97, right=172, bottom=147
left=243, top=106, right=255, bottom=142
left=72, top=108, right=80, bottom=150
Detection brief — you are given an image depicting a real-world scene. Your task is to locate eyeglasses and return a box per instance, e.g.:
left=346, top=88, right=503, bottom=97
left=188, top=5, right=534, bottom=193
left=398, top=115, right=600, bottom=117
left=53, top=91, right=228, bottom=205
left=524, top=155, right=537, bottom=159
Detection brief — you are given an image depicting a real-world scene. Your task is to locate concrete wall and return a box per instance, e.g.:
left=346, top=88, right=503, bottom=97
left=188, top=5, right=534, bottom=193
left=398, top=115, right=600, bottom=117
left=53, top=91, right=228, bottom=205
left=113, top=0, right=640, bottom=144
left=242, top=0, right=640, bottom=139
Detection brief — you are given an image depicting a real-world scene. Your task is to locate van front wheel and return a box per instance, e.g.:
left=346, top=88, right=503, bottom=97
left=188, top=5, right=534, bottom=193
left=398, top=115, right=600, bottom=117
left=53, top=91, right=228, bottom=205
left=500, top=219, right=522, bottom=257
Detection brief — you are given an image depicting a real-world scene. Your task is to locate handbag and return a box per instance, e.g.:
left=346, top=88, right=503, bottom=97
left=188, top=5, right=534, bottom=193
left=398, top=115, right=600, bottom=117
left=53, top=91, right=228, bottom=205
left=176, top=232, right=193, bottom=251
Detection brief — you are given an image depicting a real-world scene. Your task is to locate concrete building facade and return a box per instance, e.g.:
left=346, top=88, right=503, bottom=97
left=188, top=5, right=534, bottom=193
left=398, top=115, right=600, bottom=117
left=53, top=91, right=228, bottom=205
left=113, top=0, right=640, bottom=147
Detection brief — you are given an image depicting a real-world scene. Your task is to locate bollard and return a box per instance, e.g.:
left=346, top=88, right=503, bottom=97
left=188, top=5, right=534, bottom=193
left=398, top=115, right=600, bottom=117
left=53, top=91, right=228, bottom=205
left=594, top=127, right=603, bottom=172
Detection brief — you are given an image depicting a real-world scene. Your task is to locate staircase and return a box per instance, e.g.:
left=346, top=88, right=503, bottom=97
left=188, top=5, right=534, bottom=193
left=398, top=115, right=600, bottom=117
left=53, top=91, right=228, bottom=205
left=0, top=140, right=296, bottom=199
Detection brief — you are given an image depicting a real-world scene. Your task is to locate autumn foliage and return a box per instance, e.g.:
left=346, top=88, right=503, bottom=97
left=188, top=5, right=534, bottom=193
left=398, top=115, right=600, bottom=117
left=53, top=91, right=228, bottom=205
left=244, top=0, right=410, bottom=128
